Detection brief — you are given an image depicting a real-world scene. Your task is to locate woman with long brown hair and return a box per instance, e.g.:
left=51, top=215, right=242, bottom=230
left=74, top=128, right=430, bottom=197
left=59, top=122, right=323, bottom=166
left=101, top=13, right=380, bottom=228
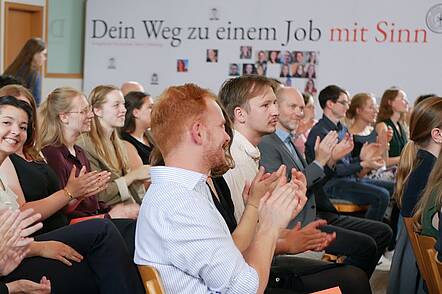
left=3, top=38, right=46, bottom=105
left=388, top=96, right=442, bottom=294
left=412, top=98, right=442, bottom=238
left=376, top=88, right=409, bottom=166
left=38, top=87, right=139, bottom=221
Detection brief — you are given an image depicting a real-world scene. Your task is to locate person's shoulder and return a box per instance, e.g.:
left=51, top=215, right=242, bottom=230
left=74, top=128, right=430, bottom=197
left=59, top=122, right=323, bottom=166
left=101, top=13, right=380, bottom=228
left=259, top=133, right=280, bottom=149
left=143, top=182, right=210, bottom=213
left=76, top=135, right=96, bottom=156
left=259, top=133, right=272, bottom=143
left=42, top=144, right=64, bottom=156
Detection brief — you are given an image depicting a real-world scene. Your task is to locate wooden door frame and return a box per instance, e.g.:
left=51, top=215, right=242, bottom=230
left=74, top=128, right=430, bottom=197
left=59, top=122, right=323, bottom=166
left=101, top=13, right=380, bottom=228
left=3, top=2, right=44, bottom=71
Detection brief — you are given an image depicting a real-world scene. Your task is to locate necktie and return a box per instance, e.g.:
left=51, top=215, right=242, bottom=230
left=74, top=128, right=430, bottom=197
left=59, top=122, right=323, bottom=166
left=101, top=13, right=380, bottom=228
left=286, top=136, right=305, bottom=171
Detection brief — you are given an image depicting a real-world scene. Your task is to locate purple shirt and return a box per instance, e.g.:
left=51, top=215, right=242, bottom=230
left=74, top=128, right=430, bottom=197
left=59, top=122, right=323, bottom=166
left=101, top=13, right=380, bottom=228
left=42, top=144, right=109, bottom=219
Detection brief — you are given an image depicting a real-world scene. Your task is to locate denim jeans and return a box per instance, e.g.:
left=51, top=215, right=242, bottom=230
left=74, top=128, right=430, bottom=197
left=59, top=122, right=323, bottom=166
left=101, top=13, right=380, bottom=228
left=324, top=177, right=391, bottom=221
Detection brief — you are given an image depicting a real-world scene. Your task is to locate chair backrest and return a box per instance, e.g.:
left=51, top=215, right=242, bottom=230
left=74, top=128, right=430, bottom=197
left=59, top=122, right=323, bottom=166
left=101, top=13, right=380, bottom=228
left=403, top=217, right=439, bottom=294
left=417, top=234, right=438, bottom=294
left=426, top=248, right=442, bottom=293
left=138, top=265, right=166, bottom=294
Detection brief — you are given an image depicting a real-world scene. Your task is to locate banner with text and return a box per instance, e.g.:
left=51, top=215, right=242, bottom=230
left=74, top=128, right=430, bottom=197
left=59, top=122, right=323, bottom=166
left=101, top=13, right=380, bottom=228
left=84, top=0, right=442, bottom=101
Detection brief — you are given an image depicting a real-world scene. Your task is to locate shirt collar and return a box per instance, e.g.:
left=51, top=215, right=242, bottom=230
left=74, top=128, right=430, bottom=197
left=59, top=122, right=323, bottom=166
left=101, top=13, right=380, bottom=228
left=321, top=114, right=343, bottom=131
left=53, top=144, right=83, bottom=159
left=150, top=166, right=208, bottom=190
left=417, top=149, right=437, bottom=163
left=233, top=130, right=260, bottom=161
left=275, top=128, right=291, bottom=143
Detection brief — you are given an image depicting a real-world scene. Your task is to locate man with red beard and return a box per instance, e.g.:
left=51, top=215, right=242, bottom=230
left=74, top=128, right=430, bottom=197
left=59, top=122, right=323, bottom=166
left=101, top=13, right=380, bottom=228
left=134, top=83, right=305, bottom=294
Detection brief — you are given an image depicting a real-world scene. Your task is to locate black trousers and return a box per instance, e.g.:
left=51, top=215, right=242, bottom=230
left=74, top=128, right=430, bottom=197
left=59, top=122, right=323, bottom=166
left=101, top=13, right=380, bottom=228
left=2, top=219, right=144, bottom=294
left=266, top=255, right=372, bottom=294
left=320, top=213, right=393, bottom=277
left=111, top=218, right=137, bottom=256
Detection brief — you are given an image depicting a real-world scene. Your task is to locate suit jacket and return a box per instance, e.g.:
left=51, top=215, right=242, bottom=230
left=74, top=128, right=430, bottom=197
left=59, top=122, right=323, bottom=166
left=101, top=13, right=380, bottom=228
left=258, top=133, right=337, bottom=227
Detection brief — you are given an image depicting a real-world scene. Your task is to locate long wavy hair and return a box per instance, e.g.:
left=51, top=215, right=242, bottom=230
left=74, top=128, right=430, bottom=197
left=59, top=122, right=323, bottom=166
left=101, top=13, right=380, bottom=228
left=3, top=38, right=45, bottom=89
left=86, top=85, right=128, bottom=173
left=394, top=97, right=442, bottom=209
left=411, top=98, right=442, bottom=230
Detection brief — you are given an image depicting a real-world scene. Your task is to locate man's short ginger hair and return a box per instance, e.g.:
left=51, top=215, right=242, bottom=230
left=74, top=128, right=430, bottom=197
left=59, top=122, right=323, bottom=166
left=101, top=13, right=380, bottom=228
left=218, top=75, right=279, bottom=123
left=151, top=83, right=217, bottom=157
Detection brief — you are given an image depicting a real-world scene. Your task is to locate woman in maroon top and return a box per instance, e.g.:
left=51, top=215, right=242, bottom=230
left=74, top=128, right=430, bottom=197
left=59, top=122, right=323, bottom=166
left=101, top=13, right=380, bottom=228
left=38, top=87, right=139, bottom=221
left=0, top=85, right=109, bottom=233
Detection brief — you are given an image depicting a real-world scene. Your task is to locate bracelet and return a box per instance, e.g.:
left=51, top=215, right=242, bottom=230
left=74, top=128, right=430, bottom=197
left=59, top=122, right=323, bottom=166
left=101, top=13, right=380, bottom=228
left=63, top=188, right=74, bottom=200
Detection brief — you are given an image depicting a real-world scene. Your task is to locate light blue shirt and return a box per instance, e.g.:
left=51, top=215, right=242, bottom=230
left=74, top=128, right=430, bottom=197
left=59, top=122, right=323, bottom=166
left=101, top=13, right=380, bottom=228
left=275, top=128, right=297, bottom=156
left=275, top=128, right=323, bottom=171
left=134, top=166, right=258, bottom=294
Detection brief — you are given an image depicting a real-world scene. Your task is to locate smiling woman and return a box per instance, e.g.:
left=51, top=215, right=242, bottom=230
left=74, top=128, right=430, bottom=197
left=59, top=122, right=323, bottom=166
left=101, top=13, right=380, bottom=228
left=77, top=85, right=150, bottom=207
left=0, top=96, right=142, bottom=294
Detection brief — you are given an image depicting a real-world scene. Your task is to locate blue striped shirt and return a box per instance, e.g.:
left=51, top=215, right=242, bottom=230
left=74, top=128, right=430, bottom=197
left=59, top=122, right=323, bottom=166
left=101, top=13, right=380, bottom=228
left=134, top=166, right=258, bottom=294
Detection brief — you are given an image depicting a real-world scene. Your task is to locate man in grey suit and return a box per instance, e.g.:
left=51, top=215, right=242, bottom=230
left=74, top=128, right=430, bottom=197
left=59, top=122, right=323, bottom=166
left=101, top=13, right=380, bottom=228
left=258, top=86, right=392, bottom=278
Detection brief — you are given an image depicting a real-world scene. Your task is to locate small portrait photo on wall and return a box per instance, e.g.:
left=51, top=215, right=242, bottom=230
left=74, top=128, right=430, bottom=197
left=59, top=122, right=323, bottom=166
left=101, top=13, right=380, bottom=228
left=293, top=51, right=305, bottom=64
left=206, top=49, right=218, bottom=63
left=240, top=46, right=252, bottom=59
left=268, top=50, right=280, bottom=63
left=280, top=64, right=291, bottom=78
left=255, top=63, right=267, bottom=76
left=229, top=63, right=240, bottom=76
left=177, top=59, right=189, bottom=72
left=243, top=63, right=256, bottom=75
left=307, top=51, right=319, bottom=65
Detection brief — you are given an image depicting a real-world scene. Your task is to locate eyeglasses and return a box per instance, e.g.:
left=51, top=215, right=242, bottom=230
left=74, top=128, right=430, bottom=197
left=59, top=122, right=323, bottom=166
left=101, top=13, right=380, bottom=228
left=336, top=100, right=349, bottom=106
left=66, top=106, right=92, bottom=115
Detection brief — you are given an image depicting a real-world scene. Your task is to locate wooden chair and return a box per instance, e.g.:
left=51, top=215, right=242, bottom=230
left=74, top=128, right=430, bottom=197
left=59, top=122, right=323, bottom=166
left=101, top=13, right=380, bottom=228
left=138, top=265, right=165, bottom=294
left=426, top=248, right=442, bottom=293
left=311, top=286, right=342, bottom=294
left=403, top=217, right=439, bottom=294
left=331, top=199, right=368, bottom=213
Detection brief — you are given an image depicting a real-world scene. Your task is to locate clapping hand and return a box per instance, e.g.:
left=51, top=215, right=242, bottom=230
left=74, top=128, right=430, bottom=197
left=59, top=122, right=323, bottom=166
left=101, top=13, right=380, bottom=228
left=0, top=208, right=42, bottom=276
left=314, top=131, right=338, bottom=166
left=330, top=133, right=354, bottom=162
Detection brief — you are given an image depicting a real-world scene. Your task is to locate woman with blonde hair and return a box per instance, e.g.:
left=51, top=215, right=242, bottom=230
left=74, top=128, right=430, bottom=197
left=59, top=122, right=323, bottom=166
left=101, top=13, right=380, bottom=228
left=376, top=88, right=409, bottom=166
left=347, top=92, right=397, bottom=252
left=388, top=97, right=442, bottom=294
left=3, top=38, right=46, bottom=105
left=78, top=85, right=149, bottom=207
left=39, top=87, right=140, bottom=222
left=0, top=85, right=109, bottom=235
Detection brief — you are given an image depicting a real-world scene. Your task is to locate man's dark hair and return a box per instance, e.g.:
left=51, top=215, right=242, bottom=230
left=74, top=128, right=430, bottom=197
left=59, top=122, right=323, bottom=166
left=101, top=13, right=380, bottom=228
left=318, top=85, right=347, bottom=109
left=414, top=94, right=439, bottom=107
left=0, top=75, right=23, bottom=89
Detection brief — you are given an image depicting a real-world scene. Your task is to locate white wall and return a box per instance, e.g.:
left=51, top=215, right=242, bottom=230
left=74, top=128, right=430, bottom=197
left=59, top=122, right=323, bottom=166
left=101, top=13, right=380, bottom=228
left=0, top=0, right=84, bottom=98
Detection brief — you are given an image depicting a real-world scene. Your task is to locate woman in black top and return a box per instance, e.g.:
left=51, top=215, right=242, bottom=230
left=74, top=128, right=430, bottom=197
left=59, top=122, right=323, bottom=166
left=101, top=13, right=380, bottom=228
left=121, top=91, right=154, bottom=165
left=9, top=153, right=66, bottom=234
left=0, top=85, right=109, bottom=235
left=0, top=96, right=144, bottom=294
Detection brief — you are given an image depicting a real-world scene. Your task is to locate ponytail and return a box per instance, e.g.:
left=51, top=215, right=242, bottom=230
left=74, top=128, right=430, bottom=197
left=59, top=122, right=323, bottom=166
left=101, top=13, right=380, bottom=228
left=394, top=141, right=418, bottom=208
